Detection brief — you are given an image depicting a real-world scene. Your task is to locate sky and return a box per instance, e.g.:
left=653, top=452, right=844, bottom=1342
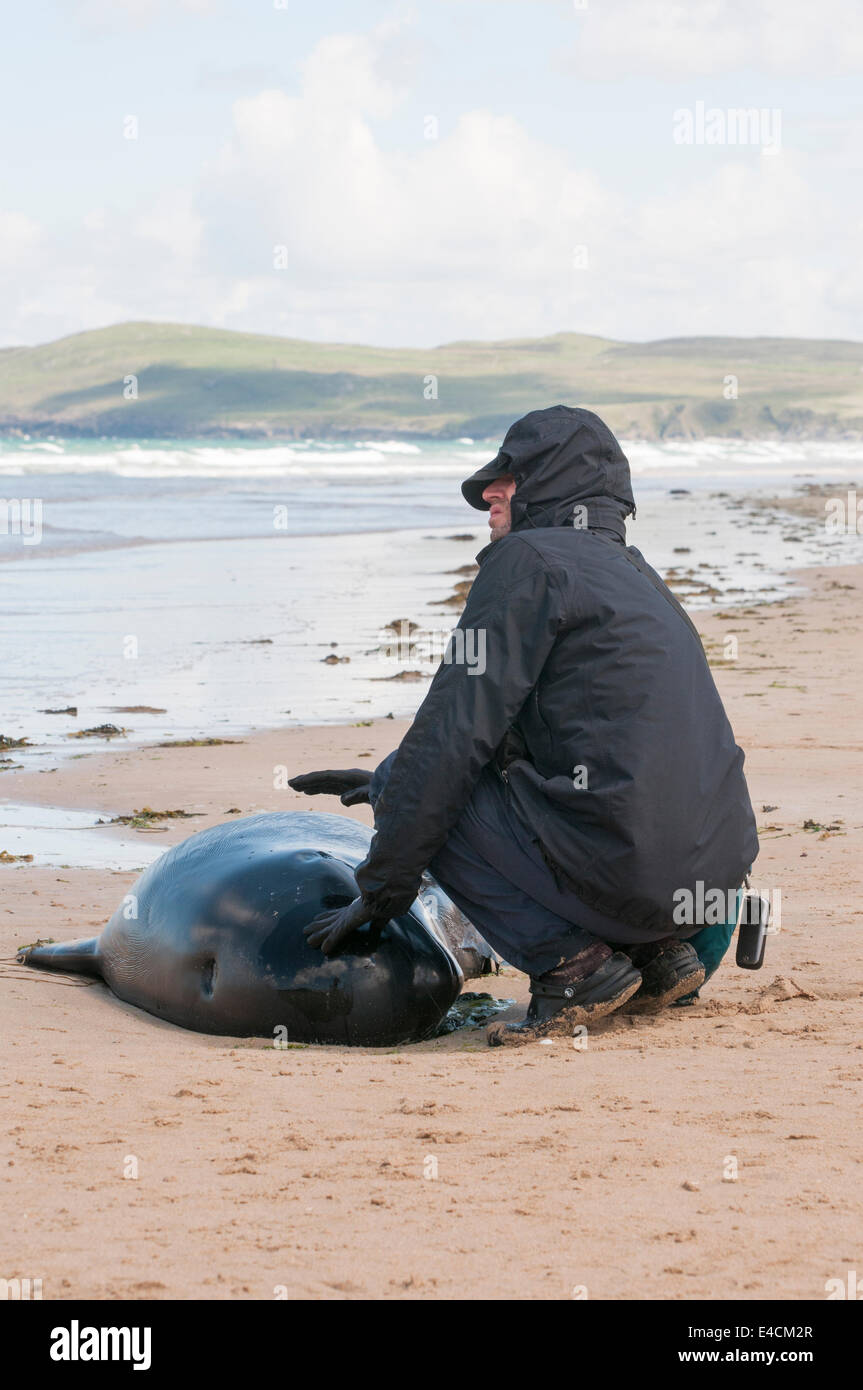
left=1, top=0, right=861, bottom=348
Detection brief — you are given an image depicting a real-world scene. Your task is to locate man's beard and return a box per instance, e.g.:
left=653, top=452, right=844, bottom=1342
left=489, top=517, right=511, bottom=543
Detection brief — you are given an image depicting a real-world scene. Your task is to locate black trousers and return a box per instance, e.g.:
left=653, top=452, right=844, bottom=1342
left=369, top=751, right=670, bottom=978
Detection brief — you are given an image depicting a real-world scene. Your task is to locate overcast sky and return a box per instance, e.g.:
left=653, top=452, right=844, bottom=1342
left=2, top=0, right=861, bottom=348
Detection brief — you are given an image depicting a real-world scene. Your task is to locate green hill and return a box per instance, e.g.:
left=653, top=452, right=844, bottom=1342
left=0, top=321, right=861, bottom=440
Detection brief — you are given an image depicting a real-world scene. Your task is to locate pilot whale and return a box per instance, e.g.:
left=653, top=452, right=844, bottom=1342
left=18, top=811, right=497, bottom=1046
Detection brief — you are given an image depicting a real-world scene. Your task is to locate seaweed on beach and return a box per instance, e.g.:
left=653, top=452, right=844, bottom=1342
left=802, top=818, right=844, bottom=837
left=371, top=670, right=428, bottom=682
left=0, top=850, right=34, bottom=864
left=107, top=705, right=167, bottom=714
left=382, top=617, right=419, bottom=633
left=435, top=992, right=515, bottom=1036
left=99, top=806, right=205, bottom=830
left=0, top=735, right=33, bottom=749
left=154, top=738, right=243, bottom=747
left=433, top=579, right=474, bottom=609
left=67, top=724, right=126, bottom=740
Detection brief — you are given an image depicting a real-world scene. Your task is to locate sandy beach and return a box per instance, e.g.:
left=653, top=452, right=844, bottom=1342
left=2, top=560, right=862, bottom=1302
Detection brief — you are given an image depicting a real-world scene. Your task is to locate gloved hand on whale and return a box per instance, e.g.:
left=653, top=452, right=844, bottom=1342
left=288, top=768, right=372, bottom=806
left=303, top=894, right=385, bottom=956
left=289, top=767, right=380, bottom=952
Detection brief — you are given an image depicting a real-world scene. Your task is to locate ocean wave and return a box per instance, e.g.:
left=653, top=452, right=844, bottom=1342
left=0, top=444, right=476, bottom=479
left=353, top=440, right=423, bottom=454
left=0, top=435, right=860, bottom=481
left=627, top=438, right=863, bottom=474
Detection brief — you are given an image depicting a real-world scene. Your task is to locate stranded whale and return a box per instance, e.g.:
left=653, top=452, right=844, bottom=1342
left=18, top=811, right=497, bottom=1046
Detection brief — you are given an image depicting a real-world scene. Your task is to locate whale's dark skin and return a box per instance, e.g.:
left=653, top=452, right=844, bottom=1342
left=18, top=812, right=496, bottom=1046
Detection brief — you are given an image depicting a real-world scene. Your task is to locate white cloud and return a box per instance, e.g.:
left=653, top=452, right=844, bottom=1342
left=201, top=21, right=612, bottom=301
left=2, top=17, right=861, bottom=347
left=136, top=194, right=204, bottom=261
left=566, top=0, right=863, bottom=78
left=187, top=21, right=860, bottom=342
left=70, top=0, right=214, bottom=30
left=0, top=211, right=42, bottom=265
left=619, top=153, right=843, bottom=338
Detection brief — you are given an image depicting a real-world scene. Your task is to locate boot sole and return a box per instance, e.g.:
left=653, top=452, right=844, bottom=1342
left=623, top=962, right=706, bottom=1015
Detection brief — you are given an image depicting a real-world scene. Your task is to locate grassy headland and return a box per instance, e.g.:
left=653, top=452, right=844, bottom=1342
left=1, top=321, right=861, bottom=440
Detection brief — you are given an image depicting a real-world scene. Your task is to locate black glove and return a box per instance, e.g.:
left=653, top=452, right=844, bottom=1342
left=303, top=895, right=376, bottom=956
left=288, top=768, right=372, bottom=806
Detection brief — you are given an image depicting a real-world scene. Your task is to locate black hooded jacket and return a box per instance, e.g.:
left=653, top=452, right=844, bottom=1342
left=355, top=406, right=758, bottom=935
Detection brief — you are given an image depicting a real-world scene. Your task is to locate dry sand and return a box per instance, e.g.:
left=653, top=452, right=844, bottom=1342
left=2, top=564, right=862, bottom=1301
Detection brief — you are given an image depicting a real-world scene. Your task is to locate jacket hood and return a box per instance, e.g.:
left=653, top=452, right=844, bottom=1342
left=461, top=405, right=636, bottom=540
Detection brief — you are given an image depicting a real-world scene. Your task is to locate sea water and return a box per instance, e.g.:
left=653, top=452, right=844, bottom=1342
left=1, top=434, right=862, bottom=769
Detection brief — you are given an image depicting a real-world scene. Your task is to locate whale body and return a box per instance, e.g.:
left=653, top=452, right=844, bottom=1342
left=19, top=812, right=497, bottom=1046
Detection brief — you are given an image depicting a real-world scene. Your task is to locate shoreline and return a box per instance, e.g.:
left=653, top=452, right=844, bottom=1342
left=4, top=425, right=863, bottom=444
left=4, top=483, right=863, bottom=772
left=1, top=556, right=856, bottom=834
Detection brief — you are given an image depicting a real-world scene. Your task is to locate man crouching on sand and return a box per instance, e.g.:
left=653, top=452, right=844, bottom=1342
left=291, top=406, right=758, bottom=1036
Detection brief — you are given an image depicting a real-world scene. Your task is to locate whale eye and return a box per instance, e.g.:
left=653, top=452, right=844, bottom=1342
left=200, top=959, right=217, bottom=998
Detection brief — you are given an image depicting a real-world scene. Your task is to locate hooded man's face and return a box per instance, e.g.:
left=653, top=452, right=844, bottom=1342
left=482, top=472, right=517, bottom=542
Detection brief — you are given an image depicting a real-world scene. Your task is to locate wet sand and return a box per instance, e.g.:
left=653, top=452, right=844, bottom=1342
left=1, top=563, right=862, bottom=1301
